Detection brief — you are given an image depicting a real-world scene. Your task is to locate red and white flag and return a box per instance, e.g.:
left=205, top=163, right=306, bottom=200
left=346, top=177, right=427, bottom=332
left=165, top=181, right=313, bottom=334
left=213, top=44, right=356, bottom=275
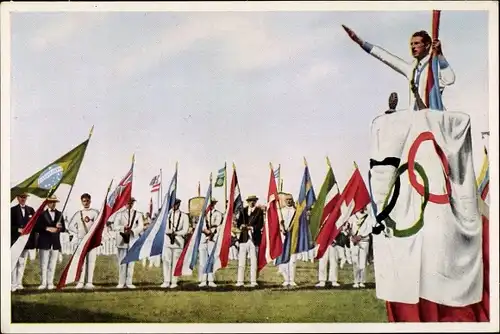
left=315, top=166, right=370, bottom=260
left=258, top=165, right=283, bottom=272
left=57, top=159, right=134, bottom=289
left=150, top=175, right=161, bottom=193
left=11, top=199, right=51, bottom=272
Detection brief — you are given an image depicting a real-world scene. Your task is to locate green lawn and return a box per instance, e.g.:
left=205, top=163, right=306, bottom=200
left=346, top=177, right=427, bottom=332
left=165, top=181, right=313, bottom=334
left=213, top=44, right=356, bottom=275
left=11, top=254, right=387, bottom=323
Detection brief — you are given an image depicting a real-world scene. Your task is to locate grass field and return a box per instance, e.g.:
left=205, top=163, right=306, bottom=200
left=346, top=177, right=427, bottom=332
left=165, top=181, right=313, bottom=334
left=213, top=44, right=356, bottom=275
left=11, top=254, right=387, bottom=323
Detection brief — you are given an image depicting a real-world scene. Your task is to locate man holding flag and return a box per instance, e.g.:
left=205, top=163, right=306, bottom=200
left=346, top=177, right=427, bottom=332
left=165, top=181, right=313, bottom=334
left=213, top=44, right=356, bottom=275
left=108, top=197, right=144, bottom=289
left=342, top=17, right=455, bottom=110
left=67, top=193, right=100, bottom=289
left=348, top=206, right=372, bottom=289
left=278, top=194, right=297, bottom=287
left=198, top=198, right=223, bottom=288
left=162, top=199, right=190, bottom=289
left=11, top=193, right=36, bottom=292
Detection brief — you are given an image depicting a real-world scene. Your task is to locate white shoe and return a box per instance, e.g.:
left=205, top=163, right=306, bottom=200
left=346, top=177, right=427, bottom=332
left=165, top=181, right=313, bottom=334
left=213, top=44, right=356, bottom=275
left=116, top=284, right=125, bottom=289
left=198, top=282, right=207, bottom=288
left=331, top=282, right=340, bottom=287
left=353, top=283, right=359, bottom=288
left=126, top=284, right=136, bottom=289
left=315, top=282, right=326, bottom=288
left=160, top=282, right=170, bottom=288
left=47, top=285, right=55, bottom=290
left=289, top=282, right=298, bottom=288
left=75, top=283, right=84, bottom=289
left=84, top=283, right=95, bottom=289
left=282, top=281, right=290, bottom=287
left=169, top=284, right=178, bottom=289
left=359, top=283, right=366, bottom=288
left=235, top=282, right=244, bottom=287
left=38, top=285, right=47, bottom=290
left=249, top=282, right=258, bottom=288
left=17, top=285, right=24, bottom=290
left=11, top=286, right=17, bottom=292
left=208, top=282, right=217, bottom=288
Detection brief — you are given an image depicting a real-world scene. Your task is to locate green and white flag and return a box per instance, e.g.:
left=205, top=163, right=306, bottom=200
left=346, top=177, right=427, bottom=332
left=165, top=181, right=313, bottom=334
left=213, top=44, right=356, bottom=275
left=214, top=166, right=226, bottom=187
left=11, top=133, right=91, bottom=201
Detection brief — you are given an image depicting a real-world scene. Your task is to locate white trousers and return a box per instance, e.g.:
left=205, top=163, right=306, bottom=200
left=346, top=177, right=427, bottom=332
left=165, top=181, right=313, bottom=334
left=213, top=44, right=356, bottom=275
left=162, top=246, right=182, bottom=285
left=78, top=247, right=97, bottom=284
left=198, top=241, right=215, bottom=283
left=116, top=248, right=135, bottom=286
left=237, top=241, right=257, bottom=284
left=229, top=246, right=238, bottom=260
left=28, top=249, right=37, bottom=260
left=39, top=249, right=59, bottom=287
left=12, top=249, right=29, bottom=288
left=351, top=240, right=369, bottom=284
left=345, top=246, right=352, bottom=264
left=279, top=253, right=297, bottom=283
left=318, top=245, right=345, bottom=283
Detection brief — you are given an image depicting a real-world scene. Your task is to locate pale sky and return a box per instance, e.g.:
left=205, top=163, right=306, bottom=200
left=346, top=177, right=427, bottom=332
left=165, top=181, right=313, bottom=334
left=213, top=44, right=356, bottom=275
left=7, top=5, right=492, bottom=217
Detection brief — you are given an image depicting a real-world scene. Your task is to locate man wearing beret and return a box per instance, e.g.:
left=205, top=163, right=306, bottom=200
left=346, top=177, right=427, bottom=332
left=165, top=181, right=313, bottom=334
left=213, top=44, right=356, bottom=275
left=235, top=195, right=264, bottom=287
left=11, top=193, right=36, bottom=292
left=161, top=198, right=189, bottom=289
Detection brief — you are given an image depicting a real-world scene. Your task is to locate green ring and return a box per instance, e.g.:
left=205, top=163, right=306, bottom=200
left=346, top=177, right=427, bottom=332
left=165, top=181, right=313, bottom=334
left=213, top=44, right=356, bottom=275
left=381, top=162, right=430, bottom=238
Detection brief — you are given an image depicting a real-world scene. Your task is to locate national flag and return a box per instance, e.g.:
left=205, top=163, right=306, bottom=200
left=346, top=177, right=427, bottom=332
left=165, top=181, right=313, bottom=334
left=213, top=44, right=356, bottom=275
left=276, top=161, right=316, bottom=265
left=11, top=194, right=54, bottom=272
left=214, top=166, right=226, bottom=187
left=121, top=168, right=178, bottom=264
left=474, top=147, right=489, bottom=320
left=204, top=165, right=243, bottom=274
left=174, top=178, right=212, bottom=276
left=315, top=165, right=370, bottom=260
left=257, top=164, right=283, bottom=272
left=150, top=174, right=161, bottom=193
left=11, top=134, right=91, bottom=201
left=425, top=10, right=444, bottom=111
left=58, top=157, right=134, bottom=288
left=309, top=158, right=340, bottom=239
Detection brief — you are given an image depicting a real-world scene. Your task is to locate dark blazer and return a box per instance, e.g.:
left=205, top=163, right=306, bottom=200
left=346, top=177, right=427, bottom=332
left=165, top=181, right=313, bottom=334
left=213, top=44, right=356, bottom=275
left=237, top=206, right=264, bottom=246
left=35, top=209, right=66, bottom=250
left=11, top=204, right=36, bottom=248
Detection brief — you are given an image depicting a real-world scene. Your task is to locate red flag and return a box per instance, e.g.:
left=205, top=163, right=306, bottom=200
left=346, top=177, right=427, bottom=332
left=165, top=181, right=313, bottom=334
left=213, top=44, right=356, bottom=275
left=258, top=165, right=283, bottom=272
left=315, top=167, right=370, bottom=260
left=11, top=199, right=50, bottom=272
left=57, top=159, right=134, bottom=289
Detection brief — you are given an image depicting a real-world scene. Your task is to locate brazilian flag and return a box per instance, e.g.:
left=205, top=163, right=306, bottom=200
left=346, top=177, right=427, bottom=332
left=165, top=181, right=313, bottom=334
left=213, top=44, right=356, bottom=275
left=11, top=137, right=90, bottom=202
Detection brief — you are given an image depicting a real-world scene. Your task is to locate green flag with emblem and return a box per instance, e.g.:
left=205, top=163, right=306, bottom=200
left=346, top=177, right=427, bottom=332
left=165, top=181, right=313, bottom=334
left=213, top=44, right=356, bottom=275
left=11, top=132, right=92, bottom=202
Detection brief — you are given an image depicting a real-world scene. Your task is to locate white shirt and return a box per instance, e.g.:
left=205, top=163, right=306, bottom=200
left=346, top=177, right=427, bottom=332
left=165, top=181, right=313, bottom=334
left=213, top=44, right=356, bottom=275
left=109, top=208, right=144, bottom=249
left=202, top=209, right=223, bottom=243
left=165, top=209, right=189, bottom=249
left=281, top=206, right=296, bottom=231
left=20, top=205, right=26, bottom=218
left=68, top=207, right=100, bottom=239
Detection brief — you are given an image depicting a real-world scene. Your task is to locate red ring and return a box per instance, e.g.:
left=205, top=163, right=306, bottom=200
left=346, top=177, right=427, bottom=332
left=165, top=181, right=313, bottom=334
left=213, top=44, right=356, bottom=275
left=407, top=131, right=451, bottom=204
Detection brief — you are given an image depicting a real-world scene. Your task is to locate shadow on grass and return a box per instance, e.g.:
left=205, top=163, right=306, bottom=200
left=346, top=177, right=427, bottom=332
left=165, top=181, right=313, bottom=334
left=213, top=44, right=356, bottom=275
left=11, top=301, right=137, bottom=323
left=14, top=282, right=375, bottom=295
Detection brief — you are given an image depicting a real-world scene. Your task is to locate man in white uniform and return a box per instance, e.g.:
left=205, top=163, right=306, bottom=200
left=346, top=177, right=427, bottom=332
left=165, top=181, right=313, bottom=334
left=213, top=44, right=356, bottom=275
left=348, top=207, right=372, bottom=288
left=161, top=198, right=189, bottom=289
left=315, top=229, right=348, bottom=288
left=108, top=197, right=144, bottom=289
left=198, top=198, right=223, bottom=287
left=68, top=193, right=100, bottom=289
left=343, top=25, right=455, bottom=110
left=278, top=195, right=298, bottom=287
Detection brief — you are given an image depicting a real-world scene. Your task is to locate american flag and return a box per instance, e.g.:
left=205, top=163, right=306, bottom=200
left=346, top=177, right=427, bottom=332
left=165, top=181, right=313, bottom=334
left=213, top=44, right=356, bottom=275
left=150, top=174, right=161, bottom=193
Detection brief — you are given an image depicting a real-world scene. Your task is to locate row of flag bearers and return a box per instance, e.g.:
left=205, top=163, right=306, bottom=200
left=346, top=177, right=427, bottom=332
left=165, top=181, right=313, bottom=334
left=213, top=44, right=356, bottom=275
left=11, top=187, right=373, bottom=291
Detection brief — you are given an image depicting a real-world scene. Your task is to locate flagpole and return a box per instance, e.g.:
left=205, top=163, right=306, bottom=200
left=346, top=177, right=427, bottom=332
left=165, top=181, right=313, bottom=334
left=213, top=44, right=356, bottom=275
left=271, top=163, right=284, bottom=222
left=56, top=125, right=94, bottom=224
left=277, top=163, right=281, bottom=192
left=224, top=161, right=228, bottom=210
left=159, top=168, right=163, bottom=209
left=280, top=179, right=283, bottom=192
left=198, top=181, right=201, bottom=197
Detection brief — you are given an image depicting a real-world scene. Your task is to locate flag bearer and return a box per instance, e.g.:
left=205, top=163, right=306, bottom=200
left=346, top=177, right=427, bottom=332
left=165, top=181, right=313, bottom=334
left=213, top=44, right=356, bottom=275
left=348, top=206, right=372, bottom=288
left=278, top=194, right=298, bottom=287
left=68, top=193, right=100, bottom=289
left=198, top=198, right=223, bottom=287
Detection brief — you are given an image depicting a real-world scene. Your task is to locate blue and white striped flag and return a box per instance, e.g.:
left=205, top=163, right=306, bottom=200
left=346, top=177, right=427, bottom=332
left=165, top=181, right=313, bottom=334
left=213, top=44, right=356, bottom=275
left=121, top=169, right=177, bottom=264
